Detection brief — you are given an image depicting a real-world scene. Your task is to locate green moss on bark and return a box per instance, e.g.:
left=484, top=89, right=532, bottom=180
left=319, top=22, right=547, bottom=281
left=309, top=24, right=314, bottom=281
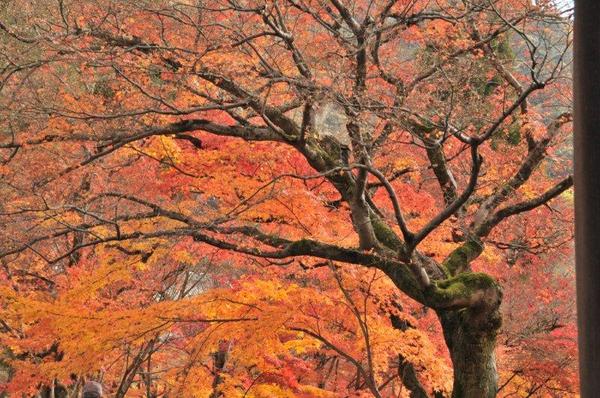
left=426, top=272, right=498, bottom=309
left=370, top=216, right=403, bottom=251
left=443, top=239, right=484, bottom=276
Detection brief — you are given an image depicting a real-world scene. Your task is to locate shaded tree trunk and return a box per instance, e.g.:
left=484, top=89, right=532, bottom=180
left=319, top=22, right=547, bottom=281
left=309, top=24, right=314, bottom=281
left=391, top=313, right=441, bottom=398
left=210, top=343, right=230, bottom=398
left=439, top=298, right=502, bottom=398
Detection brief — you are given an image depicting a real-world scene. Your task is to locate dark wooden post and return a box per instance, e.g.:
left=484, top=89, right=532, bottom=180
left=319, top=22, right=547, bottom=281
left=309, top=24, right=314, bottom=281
left=574, top=1, right=600, bottom=396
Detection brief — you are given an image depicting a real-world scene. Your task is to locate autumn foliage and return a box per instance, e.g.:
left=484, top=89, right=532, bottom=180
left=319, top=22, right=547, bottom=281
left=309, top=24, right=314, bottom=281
left=0, top=0, right=575, bottom=397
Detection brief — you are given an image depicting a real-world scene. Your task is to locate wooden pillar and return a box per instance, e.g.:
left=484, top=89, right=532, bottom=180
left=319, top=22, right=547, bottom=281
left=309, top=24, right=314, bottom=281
left=574, top=1, right=600, bottom=396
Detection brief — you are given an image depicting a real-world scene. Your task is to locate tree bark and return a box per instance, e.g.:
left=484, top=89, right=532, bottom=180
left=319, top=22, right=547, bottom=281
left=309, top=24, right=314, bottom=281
left=439, top=296, right=502, bottom=398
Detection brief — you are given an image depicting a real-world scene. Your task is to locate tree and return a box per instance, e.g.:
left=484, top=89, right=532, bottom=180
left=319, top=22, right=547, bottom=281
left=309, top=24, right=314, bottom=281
left=0, top=0, right=574, bottom=397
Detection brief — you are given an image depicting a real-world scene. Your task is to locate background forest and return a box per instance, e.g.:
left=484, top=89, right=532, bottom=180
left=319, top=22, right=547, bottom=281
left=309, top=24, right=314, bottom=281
left=0, top=0, right=576, bottom=397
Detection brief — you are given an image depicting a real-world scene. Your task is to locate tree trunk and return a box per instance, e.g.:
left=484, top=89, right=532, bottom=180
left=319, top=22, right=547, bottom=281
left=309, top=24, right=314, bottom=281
left=439, top=300, right=502, bottom=398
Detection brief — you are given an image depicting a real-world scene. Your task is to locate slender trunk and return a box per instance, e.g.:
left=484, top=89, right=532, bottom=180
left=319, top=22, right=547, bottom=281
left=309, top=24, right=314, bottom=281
left=439, top=299, right=502, bottom=398
left=210, top=342, right=230, bottom=398
left=390, top=314, right=437, bottom=398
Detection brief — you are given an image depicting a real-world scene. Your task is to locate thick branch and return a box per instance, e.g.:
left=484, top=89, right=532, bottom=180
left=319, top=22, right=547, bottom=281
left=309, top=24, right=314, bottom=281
left=442, top=239, right=485, bottom=277
left=408, top=145, right=482, bottom=254
left=476, top=175, right=573, bottom=237
left=472, top=113, right=572, bottom=231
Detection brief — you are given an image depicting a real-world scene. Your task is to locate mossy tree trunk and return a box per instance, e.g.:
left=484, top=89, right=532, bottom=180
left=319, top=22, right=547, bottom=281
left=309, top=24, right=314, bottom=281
left=438, top=292, right=503, bottom=398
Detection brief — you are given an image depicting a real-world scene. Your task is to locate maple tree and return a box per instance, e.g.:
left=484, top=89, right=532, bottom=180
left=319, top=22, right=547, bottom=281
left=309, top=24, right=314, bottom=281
left=0, top=0, right=575, bottom=397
